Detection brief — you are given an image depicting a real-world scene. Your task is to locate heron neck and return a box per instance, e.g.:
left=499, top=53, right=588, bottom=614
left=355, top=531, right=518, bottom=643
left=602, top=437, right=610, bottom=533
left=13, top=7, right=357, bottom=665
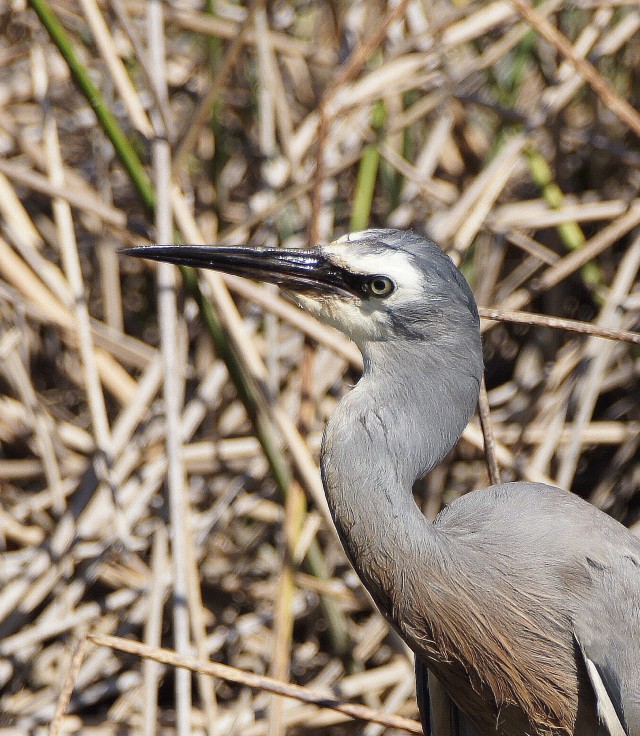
left=320, top=338, right=482, bottom=604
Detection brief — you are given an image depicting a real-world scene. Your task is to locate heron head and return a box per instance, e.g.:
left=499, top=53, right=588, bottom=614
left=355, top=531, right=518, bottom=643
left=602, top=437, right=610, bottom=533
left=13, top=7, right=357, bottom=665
left=121, top=228, right=479, bottom=353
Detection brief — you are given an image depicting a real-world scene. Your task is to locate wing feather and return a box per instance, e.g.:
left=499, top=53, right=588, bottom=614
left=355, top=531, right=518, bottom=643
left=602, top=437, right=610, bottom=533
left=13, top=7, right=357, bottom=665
left=575, top=633, right=629, bottom=736
left=415, top=659, right=478, bottom=736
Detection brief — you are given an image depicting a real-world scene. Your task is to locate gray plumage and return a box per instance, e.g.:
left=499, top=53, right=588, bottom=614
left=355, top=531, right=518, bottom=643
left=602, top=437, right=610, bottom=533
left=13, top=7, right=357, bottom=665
left=124, top=228, right=640, bottom=736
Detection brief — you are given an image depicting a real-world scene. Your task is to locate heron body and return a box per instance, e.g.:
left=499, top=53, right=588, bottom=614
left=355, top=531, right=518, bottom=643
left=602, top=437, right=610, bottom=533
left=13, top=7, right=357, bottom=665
left=125, top=229, right=640, bottom=736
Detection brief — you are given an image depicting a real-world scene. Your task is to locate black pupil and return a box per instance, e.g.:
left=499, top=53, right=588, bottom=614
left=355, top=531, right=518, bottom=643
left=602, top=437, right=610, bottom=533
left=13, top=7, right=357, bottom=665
left=372, top=278, right=388, bottom=293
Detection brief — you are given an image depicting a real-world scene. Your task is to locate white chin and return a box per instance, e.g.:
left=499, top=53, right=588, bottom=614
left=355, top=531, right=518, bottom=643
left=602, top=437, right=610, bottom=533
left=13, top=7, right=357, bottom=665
left=287, top=291, right=387, bottom=346
left=284, top=291, right=325, bottom=319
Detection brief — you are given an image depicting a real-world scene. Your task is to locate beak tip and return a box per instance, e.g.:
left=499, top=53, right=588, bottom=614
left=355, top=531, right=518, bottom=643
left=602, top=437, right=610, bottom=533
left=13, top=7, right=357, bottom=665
left=118, top=245, right=181, bottom=265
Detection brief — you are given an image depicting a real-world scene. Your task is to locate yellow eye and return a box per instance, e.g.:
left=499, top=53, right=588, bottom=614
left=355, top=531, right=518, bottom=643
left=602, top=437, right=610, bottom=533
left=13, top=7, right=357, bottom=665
left=366, top=276, right=395, bottom=297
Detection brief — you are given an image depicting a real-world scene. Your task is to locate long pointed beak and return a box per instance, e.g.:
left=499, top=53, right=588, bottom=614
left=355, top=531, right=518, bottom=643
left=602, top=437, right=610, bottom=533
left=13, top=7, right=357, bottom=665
left=120, top=244, right=362, bottom=297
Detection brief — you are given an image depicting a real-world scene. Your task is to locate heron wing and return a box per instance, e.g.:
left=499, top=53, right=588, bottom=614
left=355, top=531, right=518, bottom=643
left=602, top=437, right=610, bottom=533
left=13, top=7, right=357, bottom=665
left=415, top=659, right=478, bottom=736
left=571, top=540, right=640, bottom=736
left=575, top=631, right=632, bottom=736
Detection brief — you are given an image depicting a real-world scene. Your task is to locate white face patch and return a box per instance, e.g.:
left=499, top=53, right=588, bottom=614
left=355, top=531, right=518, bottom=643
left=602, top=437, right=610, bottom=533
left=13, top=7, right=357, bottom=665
left=289, top=291, right=389, bottom=346
left=286, top=239, right=426, bottom=348
left=322, top=241, right=424, bottom=296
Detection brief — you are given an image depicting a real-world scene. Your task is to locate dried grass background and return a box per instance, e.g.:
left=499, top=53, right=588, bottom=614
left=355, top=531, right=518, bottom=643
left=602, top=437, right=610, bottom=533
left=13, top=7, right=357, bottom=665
left=1, top=0, right=640, bottom=733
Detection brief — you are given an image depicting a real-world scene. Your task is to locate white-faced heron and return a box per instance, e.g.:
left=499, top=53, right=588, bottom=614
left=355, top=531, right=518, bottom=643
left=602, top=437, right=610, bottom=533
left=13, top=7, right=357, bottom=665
left=124, top=228, right=640, bottom=736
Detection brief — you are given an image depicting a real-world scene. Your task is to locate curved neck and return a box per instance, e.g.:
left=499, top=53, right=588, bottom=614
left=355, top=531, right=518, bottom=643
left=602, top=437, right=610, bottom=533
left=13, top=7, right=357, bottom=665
left=320, top=337, right=482, bottom=612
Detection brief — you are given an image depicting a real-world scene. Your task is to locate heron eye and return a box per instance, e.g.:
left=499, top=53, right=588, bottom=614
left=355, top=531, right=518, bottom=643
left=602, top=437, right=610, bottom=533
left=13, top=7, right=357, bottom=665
left=366, top=276, right=395, bottom=298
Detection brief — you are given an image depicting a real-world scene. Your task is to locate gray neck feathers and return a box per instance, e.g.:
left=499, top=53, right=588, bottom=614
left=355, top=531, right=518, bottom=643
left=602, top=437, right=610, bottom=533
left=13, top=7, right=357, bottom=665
left=320, top=333, right=482, bottom=596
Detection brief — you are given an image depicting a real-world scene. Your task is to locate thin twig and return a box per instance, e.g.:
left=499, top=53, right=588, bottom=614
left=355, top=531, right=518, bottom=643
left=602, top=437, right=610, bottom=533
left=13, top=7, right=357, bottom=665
left=142, top=525, right=168, bottom=736
left=511, top=0, right=640, bottom=138
left=479, top=307, right=640, bottom=345
left=78, top=0, right=153, bottom=137
left=49, top=637, right=89, bottom=736
left=147, top=4, right=192, bottom=733
left=172, top=3, right=256, bottom=175
left=557, top=234, right=640, bottom=489
left=86, top=634, right=423, bottom=734
left=478, top=377, right=501, bottom=486
left=310, top=0, right=413, bottom=243
left=28, top=0, right=155, bottom=208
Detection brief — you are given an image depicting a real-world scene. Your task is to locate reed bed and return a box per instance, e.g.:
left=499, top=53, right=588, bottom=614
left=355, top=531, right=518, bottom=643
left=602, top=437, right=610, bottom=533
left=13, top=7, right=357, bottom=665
left=0, top=1, right=639, bottom=733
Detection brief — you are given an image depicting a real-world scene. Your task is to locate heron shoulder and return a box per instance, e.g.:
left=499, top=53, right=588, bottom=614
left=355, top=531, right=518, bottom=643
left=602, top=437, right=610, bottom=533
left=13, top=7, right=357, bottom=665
left=434, top=482, right=640, bottom=550
left=432, top=481, right=640, bottom=621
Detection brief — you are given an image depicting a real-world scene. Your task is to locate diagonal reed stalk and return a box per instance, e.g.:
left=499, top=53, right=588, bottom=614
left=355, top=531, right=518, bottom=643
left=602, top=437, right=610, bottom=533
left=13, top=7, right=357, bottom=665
left=29, top=0, right=349, bottom=657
